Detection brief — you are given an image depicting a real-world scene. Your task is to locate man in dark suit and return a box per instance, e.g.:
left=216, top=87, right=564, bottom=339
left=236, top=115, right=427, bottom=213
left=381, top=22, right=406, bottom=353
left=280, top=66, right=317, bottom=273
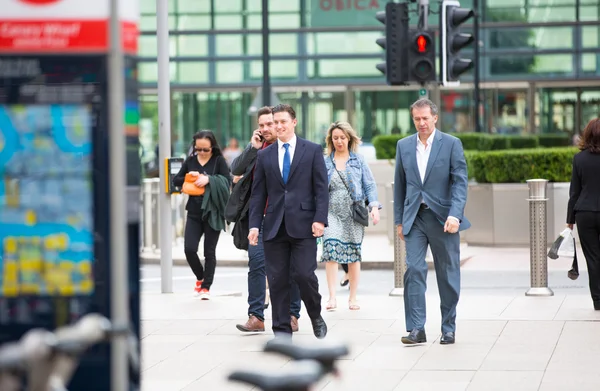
left=248, top=104, right=328, bottom=338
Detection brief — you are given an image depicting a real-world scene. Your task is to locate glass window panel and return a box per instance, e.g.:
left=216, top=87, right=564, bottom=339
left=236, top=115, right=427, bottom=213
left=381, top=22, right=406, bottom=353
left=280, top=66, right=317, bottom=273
left=580, top=4, right=600, bottom=21
left=247, top=0, right=300, bottom=12
left=582, top=27, right=599, bottom=48
left=215, top=15, right=243, bottom=29
left=178, top=15, right=211, bottom=30
left=215, top=0, right=242, bottom=12
left=178, top=36, right=208, bottom=56
left=490, top=54, right=573, bottom=76
left=215, top=35, right=244, bottom=56
left=139, top=62, right=177, bottom=83
left=216, top=62, right=244, bottom=83
left=246, top=14, right=301, bottom=29
left=527, top=6, right=576, bottom=22
left=246, top=34, right=298, bottom=55
left=138, top=36, right=178, bottom=57
left=178, top=0, right=211, bottom=12
left=488, top=27, right=572, bottom=50
left=313, top=59, right=380, bottom=78
left=582, top=54, right=599, bottom=75
left=139, top=36, right=157, bottom=57
left=486, top=0, right=525, bottom=6
left=140, top=0, right=156, bottom=14
left=139, top=16, right=177, bottom=31
left=250, top=60, right=298, bottom=79
left=178, top=62, right=209, bottom=83
left=309, top=32, right=380, bottom=55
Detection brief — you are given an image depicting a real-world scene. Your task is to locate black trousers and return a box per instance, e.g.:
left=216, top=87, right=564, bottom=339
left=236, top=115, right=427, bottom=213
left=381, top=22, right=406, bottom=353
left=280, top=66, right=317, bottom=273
left=263, top=220, right=322, bottom=335
left=184, top=213, right=221, bottom=290
left=575, top=211, right=600, bottom=304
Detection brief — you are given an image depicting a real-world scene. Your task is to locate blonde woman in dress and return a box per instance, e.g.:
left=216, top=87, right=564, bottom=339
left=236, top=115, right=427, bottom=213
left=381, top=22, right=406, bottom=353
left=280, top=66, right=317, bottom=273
left=320, top=121, right=381, bottom=310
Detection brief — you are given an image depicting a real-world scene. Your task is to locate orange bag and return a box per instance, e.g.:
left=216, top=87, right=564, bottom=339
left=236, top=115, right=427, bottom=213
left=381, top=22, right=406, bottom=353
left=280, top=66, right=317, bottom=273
left=182, top=173, right=205, bottom=196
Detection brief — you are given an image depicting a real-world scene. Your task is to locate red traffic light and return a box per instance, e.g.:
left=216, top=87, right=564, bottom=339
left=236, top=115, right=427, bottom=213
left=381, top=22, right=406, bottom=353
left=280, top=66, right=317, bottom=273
left=416, top=35, right=428, bottom=53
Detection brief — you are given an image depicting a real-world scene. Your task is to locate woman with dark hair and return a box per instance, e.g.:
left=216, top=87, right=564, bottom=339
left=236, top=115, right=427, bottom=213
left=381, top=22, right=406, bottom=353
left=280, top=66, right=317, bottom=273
left=567, top=118, right=600, bottom=310
left=174, top=130, right=231, bottom=299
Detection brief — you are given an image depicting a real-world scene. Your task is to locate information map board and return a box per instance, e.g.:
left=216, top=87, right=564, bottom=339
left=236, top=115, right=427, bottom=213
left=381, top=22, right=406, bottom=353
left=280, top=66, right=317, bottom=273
left=0, top=55, right=141, bottom=390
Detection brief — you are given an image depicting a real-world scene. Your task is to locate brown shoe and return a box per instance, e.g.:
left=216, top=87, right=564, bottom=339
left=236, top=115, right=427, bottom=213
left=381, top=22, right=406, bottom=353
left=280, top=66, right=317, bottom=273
left=236, top=315, right=265, bottom=332
left=291, top=316, right=299, bottom=333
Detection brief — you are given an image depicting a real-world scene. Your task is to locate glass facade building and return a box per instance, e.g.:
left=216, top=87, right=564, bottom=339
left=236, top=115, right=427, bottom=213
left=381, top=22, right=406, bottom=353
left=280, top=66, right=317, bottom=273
left=137, top=0, right=600, bottom=160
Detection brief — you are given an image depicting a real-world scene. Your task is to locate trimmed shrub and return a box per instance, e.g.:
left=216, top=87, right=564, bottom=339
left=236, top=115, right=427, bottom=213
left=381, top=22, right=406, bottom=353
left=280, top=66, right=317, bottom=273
left=538, top=134, right=571, bottom=147
left=454, top=133, right=490, bottom=150
left=506, top=135, right=539, bottom=149
left=372, top=135, right=406, bottom=159
left=470, top=147, right=577, bottom=183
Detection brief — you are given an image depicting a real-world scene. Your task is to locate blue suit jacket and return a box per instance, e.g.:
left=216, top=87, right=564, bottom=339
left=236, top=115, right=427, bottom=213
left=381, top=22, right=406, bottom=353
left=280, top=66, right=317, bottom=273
left=393, top=130, right=470, bottom=235
left=249, top=136, right=329, bottom=241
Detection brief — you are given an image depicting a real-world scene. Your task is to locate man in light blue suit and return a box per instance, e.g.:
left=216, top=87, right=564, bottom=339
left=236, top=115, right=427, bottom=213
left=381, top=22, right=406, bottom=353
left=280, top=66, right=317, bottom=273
left=394, top=98, right=470, bottom=345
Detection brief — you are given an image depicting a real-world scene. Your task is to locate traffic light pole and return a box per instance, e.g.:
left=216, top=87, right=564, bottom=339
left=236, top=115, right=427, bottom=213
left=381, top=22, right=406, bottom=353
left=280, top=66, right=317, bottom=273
left=473, top=0, right=482, bottom=133
left=261, top=0, right=271, bottom=106
left=418, top=0, right=429, bottom=29
left=419, top=0, right=430, bottom=97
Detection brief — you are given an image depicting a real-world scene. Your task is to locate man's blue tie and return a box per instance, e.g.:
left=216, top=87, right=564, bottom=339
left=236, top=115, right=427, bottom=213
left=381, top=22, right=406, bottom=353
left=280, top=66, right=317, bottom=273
left=282, top=143, right=291, bottom=184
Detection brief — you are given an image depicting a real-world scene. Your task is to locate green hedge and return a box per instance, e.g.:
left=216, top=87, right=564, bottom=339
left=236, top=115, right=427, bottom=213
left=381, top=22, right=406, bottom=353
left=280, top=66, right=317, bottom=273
left=538, top=134, right=572, bottom=147
left=468, top=147, right=578, bottom=183
left=372, top=135, right=406, bottom=159
left=372, top=132, right=569, bottom=159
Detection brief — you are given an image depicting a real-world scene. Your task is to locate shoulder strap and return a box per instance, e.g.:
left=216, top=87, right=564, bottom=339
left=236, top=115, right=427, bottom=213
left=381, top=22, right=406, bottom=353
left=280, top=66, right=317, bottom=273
left=331, top=156, right=352, bottom=196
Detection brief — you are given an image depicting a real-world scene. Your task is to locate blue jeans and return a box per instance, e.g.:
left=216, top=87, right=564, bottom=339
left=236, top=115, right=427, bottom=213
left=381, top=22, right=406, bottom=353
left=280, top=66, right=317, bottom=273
left=248, top=226, right=301, bottom=321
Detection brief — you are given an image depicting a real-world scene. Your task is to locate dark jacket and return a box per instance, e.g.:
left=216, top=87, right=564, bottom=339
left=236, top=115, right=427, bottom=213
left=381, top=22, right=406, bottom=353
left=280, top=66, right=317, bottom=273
left=225, top=143, right=259, bottom=224
left=250, top=137, right=329, bottom=241
left=226, top=143, right=263, bottom=250
left=201, top=174, right=231, bottom=232
left=567, top=149, right=600, bottom=224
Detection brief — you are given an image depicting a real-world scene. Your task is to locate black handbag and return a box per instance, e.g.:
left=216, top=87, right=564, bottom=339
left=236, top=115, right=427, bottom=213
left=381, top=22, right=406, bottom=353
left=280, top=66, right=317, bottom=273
left=332, top=158, right=369, bottom=227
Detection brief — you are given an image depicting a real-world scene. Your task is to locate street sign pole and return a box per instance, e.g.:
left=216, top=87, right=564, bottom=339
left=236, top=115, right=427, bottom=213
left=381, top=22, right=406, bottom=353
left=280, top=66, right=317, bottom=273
left=108, top=0, right=130, bottom=389
left=157, top=0, right=173, bottom=293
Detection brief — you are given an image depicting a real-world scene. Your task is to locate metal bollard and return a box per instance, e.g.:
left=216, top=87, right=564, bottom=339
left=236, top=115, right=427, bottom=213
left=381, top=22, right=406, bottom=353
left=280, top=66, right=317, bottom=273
left=150, top=178, right=161, bottom=252
left=525, top=179, right=554, bottom=297
left=389, top=182, right=407, bottom=297
left=141, top=179, right=157, bottom=252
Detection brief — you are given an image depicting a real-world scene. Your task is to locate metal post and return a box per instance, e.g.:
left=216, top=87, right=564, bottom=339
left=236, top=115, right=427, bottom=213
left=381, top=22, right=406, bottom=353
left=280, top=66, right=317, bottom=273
left=418, top=0, right=429, bottom=29
left=525, top=179, right=554, bottom=297
left=473, top=0, right=481, bottom=133
left=261, top=0, right=271, bottom=107
left=157, top=0, right=173, bottom=293
left=108, top=0, right=129, bottom=389
left=142, top=179, right=154, bottom=252
left=389, top=182, right=407, bottom=297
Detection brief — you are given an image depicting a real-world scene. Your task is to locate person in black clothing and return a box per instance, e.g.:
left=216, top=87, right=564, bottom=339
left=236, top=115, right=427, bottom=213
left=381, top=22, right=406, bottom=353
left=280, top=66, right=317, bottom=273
left=173, top=130, right=231, bottom=300
left=567, top=118, right=600, bottom=311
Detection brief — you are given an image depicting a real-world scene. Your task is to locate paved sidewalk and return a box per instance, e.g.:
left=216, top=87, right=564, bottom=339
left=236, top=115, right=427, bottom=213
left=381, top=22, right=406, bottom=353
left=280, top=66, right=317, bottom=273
left=140, top=233, right=472, bottom=269
left=140, top=247, right=599, bottom=391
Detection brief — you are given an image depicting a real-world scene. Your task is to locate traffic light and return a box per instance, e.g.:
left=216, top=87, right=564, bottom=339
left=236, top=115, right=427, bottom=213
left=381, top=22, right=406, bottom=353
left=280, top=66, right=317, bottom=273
left=375, top=2, right=409, bottom=86
left=408, top=29, right=436, bottom=83
left=440, top=0, right=475, bottom=86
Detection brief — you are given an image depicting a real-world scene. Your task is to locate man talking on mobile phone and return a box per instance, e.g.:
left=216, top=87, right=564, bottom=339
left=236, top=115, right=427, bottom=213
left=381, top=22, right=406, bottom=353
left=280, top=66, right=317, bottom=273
left=229, top=106, right=302, bottom=333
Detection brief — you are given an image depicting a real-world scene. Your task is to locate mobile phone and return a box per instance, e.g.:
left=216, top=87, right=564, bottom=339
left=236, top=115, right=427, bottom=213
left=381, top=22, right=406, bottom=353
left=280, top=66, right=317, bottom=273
left=258, top=134, right=264, bottom=142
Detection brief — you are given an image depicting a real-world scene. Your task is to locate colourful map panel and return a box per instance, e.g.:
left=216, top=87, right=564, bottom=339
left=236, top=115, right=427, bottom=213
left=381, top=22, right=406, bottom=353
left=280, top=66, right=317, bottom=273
left=0, top=105, right=94, bottom=297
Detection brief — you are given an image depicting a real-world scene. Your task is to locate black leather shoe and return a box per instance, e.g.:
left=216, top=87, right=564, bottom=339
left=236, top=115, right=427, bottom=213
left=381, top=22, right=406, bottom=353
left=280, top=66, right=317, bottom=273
left=401, top=329, right=426, bottom=345
left=440, top=332, right=455, bottom=345
left=593, top=301, right=600, bottom=311
left=311, top=316, right=327, bottom=339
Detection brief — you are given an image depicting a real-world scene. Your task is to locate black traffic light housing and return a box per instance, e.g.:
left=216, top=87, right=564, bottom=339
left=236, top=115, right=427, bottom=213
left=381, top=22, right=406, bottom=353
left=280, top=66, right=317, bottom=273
left=375, top=2, right=409, bottom=85
left=408, top=29, right=436, bottom=83
left=440, top=0, right=475, bottom=86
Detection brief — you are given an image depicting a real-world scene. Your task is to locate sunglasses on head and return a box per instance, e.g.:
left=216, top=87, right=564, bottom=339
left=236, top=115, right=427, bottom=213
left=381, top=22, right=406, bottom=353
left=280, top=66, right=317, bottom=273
left=195, top=147, right=212, bottom=153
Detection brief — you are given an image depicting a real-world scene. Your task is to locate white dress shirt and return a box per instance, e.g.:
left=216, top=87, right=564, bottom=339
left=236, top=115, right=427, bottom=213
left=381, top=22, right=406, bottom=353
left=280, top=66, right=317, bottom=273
left=416, top=130, right=435, bottom=184
left=416, top=129, right=459, bottom=224
left=278, top=134, right=297, bottom=175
